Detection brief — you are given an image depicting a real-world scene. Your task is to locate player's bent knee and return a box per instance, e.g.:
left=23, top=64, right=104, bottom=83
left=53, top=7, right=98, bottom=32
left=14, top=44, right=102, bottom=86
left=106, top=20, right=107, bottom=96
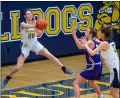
left=88, top=80, right=92, bottom=84
left=73, top=80, right=78, bottom=87
left=88, top=80, right=95, bottom=85
left=18, top=55, right=25, bottom=62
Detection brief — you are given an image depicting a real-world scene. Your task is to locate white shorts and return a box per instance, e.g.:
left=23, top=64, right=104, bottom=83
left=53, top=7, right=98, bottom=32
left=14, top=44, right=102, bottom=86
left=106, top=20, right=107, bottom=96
left=21, top=40, right=44, bottom=58
left=110, top=68, right=120, bottom=88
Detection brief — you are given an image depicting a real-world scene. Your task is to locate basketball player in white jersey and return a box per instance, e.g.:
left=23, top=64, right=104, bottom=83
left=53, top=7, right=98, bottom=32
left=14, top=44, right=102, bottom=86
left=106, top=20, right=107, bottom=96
left=1, top=9, right=75, bottom=89
left=82, top=26, right=120, bottom=98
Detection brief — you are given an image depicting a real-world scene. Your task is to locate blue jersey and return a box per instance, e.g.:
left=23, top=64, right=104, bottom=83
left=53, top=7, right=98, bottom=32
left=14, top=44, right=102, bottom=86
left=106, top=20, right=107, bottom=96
left=84, top=40, right=101, bottom=64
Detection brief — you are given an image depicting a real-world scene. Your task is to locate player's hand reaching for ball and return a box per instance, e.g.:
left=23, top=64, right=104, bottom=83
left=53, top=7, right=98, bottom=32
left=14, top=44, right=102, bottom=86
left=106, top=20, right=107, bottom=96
left=35, top=28, right=43, bottom=36
left=33, top=20, right=36, bottom=27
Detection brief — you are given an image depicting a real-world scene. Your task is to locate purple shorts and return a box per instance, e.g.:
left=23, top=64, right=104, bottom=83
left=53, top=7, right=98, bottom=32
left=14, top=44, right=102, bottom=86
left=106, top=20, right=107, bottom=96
left=80, top=63, right=102, bottom=80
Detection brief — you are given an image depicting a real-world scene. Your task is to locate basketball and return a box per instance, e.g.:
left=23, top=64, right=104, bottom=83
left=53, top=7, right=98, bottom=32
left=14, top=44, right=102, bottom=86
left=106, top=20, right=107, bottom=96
left=36, top=19, right=47, bottom=30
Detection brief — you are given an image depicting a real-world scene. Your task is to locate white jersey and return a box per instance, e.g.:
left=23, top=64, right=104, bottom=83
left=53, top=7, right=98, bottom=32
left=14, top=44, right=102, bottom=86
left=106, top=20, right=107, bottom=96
left=20, top=25, right=37, bottom=43
left=20, top=22, right=44, bottom=58
left=100, top=40, right=119, bottom=71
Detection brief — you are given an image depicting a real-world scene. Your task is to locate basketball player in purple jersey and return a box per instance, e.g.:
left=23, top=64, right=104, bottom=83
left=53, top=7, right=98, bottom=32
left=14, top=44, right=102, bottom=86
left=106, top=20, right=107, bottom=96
left=72, top=28, right=105, bottom=98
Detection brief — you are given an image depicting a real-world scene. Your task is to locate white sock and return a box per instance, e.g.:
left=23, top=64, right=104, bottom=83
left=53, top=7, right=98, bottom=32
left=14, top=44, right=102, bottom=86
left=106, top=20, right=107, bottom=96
left=98, top=94, right=105, bottom=98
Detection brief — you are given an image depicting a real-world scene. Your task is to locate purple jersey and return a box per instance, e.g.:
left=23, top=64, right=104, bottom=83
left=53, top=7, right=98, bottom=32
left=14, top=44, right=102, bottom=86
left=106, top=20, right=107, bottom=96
left=84, top=40, right=101, bottom=64
left=80, top=40, right=102, bottom=80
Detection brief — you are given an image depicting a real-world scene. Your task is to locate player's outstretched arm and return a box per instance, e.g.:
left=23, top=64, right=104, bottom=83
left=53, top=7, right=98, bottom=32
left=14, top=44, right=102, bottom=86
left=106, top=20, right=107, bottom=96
left=84, top=42, right=105, bottom=56
left=72, top=29, right=84, bottom=49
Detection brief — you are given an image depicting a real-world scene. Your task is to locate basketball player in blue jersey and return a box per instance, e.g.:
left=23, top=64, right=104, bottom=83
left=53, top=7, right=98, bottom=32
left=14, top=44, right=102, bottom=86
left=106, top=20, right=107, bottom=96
left=1, top=9, right=75, bottom=89
left=82, top=26, right=120, bottom=98
left=72, top=28, right=105, bottom=98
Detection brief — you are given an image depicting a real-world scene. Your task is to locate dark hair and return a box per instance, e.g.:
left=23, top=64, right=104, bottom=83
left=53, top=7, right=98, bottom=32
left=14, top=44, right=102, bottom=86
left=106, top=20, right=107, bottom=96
left=24, top=8, right=32, bottom=15
left=89, top=27, right=97, bottom=37
left=100, top=25, right=113, bottom=38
